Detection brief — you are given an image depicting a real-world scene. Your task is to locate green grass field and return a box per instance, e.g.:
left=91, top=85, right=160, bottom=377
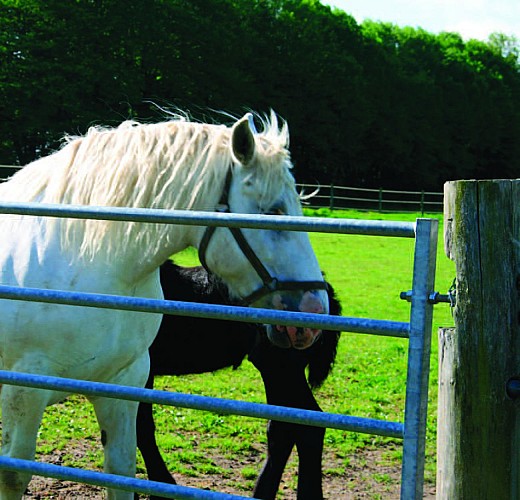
left=15, top=209, right=456, bottom=495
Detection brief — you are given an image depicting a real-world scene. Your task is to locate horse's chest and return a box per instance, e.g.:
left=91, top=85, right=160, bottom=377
left=0, top=246, right=161, bottom=379
left=2, top=301, right=159, bottom=376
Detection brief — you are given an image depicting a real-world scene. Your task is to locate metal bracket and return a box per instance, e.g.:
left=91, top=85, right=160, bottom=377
left=399, top=290, right=456, bottom=305
left=400, top=278, right=457, bottom=306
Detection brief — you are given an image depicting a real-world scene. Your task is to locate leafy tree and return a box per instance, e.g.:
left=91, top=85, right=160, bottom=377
left=1, top=0, right=519, bottom=191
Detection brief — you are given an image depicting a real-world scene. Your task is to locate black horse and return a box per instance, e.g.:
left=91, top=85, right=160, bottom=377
left=137, top=261, right=342, bottom=500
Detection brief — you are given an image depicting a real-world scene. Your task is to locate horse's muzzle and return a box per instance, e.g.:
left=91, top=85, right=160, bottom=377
left=267, top=325, right=322, bottom=350
left=266, top=291, right=325, bottom=349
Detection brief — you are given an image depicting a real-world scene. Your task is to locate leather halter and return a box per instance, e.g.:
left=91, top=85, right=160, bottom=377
left=198, top=169, right=328, bottom=305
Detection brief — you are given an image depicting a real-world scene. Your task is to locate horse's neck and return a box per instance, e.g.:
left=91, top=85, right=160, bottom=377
left=0, top=167, right=219, bottom=286
left=0, top=216, right=171, bottom=291
left=116, top=202, right=218, bottom=283
left=123, top=225, right=197, bottom=284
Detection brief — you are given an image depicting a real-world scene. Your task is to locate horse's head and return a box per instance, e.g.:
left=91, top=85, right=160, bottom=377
left=196, top=113, right=328, bottom=350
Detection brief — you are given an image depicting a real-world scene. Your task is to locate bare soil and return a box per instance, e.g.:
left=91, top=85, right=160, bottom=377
left=23, top=443, right=436, bottom=499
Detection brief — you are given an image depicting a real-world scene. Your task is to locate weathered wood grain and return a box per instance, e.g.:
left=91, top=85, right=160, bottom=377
left=438, top=180, right=520, bottom=499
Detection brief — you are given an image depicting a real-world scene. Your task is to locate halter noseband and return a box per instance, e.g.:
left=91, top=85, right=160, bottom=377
left=198, top=169, right=328, bottom=305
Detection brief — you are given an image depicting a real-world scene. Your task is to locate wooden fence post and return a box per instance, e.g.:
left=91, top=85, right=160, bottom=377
left=438, top=180, right=520, bottom=499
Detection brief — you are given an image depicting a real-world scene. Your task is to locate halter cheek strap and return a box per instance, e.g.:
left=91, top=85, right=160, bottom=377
left=198, top=169, right=328, bottom=305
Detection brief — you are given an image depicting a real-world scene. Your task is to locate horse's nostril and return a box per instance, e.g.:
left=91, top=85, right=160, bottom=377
left=294, top=327, right=305, bottom=337
left=267, top=324, right=292, bottom=349
left=267, top=291, right=325, bottom=349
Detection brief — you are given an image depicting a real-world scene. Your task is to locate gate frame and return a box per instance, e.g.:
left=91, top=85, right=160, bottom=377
left=0, top=202, right=438, bottom=499
left=402, top=218, right=438, bottom=498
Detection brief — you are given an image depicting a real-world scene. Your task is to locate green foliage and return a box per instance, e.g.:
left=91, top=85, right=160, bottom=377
left=1, top=0, right=519, bottom=188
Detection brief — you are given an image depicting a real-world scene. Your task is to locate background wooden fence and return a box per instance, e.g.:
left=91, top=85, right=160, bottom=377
left=297, top=183, right=443, bottom=214
left=0, top=166, right=442, bottom=214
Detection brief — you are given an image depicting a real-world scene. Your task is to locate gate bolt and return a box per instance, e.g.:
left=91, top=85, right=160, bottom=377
left=399, top=290, right=455, bottom=305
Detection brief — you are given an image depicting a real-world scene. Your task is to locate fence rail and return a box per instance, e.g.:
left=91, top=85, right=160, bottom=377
left=0, top=283, right=410, bottom=338
left=0, top=200, right=417, bottom=237
left=298, top=183, right=443, bottom=214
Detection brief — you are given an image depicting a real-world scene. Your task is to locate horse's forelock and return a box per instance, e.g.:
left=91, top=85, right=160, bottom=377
left=253, top=110, right=289, bottom=151
left=241, top=111, right=295, bottom=210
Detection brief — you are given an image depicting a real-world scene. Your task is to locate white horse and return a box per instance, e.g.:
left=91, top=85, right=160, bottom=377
left=0, top=112, right=328, bottom=499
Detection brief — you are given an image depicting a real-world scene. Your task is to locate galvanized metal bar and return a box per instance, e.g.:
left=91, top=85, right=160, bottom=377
left=400, top=218, right=438, bottom=500
left=0, top=201, right=416, bottom=237
left=0, top=284, right=411, bottom=338
left=0, top=201, right=438, bottom=498
left=0, top=456, right=248, bottom=500
left=0, top=370, right=404, bottom=438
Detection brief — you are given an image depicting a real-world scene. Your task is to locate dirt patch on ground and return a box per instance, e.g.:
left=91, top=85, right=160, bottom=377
left=23, top=443, right=435, bottom=499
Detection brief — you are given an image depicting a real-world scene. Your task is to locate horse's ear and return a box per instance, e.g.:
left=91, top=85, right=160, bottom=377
left=231, top=113, right=256, bottom=166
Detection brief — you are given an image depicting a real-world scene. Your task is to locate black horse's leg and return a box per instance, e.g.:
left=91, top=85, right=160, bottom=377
left=252, top=347, right=327, bottom=499
left=251, top=340, right=329, bottom=500
left=294, top=423, right=325, bottom=500
left=136, top=374, right=176, bottom=500
left=254, top=419, right=325, bottom=500
left=253, top=419, right=296, bottom=500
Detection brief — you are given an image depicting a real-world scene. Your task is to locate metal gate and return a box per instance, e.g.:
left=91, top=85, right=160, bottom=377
left=0, top=201, right=438, bottom=499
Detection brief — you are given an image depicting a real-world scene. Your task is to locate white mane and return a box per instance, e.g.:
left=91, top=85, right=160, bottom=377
left=0, top=113, right=293, bottom=261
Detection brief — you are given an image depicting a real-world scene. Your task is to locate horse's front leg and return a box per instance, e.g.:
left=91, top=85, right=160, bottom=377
left=91, top=396, right=139, bottom=499
left=0, top=383, right=50, bottom=500
left=136, top=374, right=177, bottom=500
left=295, top=423, right=325, bottom=500
left=253, top=420, right=326, bottom=500
left=90, top=354, right=150, bottom=500
left=253, top=419, right=295, bottom=500
left=253, top=352, right=325, bottom=499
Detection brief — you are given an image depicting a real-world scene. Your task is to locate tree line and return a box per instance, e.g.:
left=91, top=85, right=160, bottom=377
left=1, top=0, right=519, bottom=191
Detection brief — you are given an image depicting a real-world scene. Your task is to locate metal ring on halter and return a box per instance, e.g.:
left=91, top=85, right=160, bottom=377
left=198, top=168, right=328, bottom=305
